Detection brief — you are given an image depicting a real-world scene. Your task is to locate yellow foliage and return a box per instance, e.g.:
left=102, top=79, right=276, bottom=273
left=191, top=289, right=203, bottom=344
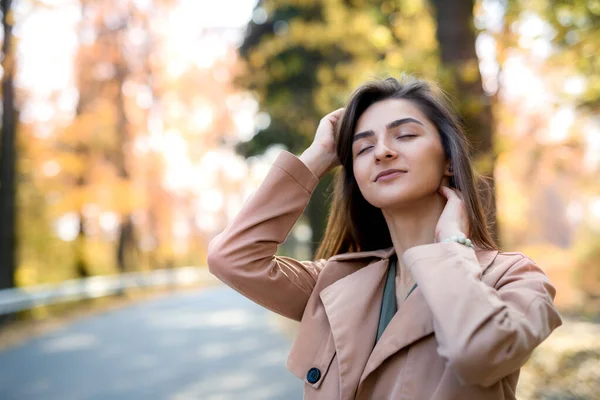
left=459, top=59, right=481, bottom=84
left=400, top=0, right=425, bottom=17
left=56, top=152, right=87, bottom=177
left=385, top=51, right=404, bottom=69
left=50, top=177, right=145, bottom=216
left=495, top=161, right=529, bottom=233
left=413, top=17, right=437, bottom=51
left=52, top=186, right=89, bottom=214
left=95, top=178, right=146, bottom=213
left=317, top=65, right=334, bottom=84
left=249, top=51, right=266, bottom=68
left=472, top=151, right=494, bottom=175
left=15, top=262, right=38, bottom=287
left=351, top=14, right=373, bottom=35
left=85, top=239, right=120, bottom=275
left=392, top=23, right=412, bottom=41
left=380, top=1, right=395, bottom=15
left=371, top=26, right=392, bottom=49
left=589, top=0, right=600, bottom=15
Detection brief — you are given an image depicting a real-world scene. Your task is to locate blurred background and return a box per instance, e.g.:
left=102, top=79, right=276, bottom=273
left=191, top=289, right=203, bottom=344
left=0, top=0, right=598, bottom=399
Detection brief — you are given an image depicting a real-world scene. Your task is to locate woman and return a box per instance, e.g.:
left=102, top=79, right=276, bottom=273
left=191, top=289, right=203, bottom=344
left=208, top=76, right=562, bottom=399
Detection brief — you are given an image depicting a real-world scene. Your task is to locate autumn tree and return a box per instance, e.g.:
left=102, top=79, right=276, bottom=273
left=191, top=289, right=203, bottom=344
left=66, top=1, right=168, bottom=277
left=432, top=0, right=498, bottom=241
left=500, top=0, right=600, bottom=306
left=0, top=0, right=17, bottom=291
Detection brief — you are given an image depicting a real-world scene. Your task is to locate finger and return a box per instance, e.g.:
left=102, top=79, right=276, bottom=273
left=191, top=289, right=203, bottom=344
left=438, top=186, right=460, bottom=201
left=329, top=108, right=345, bottom=119
left=446, top=186, right=464, bottom=202
left=324, top=110, right=345, bottom=126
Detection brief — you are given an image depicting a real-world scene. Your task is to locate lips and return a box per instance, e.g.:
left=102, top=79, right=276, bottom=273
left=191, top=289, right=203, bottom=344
left=374, top=169, right=407, bottom=182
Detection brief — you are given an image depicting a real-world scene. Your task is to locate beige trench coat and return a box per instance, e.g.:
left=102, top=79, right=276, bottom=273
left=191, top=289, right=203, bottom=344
left=208, top=151, right=562, bottom=399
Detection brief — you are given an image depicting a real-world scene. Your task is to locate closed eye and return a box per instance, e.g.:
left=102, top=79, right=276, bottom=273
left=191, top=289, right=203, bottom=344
left=357, top=146, right=373, bottom=155
left=356, top=135, right=416, bottom=155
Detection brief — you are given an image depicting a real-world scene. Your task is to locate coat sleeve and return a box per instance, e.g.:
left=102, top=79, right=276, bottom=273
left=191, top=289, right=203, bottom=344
left=207, top=150, right=326, bottom=322
left=403, top=242, right=562, bottom=387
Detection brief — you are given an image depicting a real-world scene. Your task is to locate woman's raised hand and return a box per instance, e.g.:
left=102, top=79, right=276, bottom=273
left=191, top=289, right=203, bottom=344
left=299, top=108, right=344, bottom=179
left=435, top=185, right=471, bottom=243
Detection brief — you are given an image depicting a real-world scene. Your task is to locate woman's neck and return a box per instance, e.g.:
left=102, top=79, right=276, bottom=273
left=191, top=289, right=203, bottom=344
left=382, top=193, right=447, bottom=261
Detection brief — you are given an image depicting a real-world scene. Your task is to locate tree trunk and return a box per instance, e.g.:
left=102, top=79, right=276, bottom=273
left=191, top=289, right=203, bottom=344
left=432, top=0, right=499, bottom=243
left=71, top=0, right=94, bottom=280
left=74, top=200, right=90, bottom=278
left=0, top=0, right=17, bottom=292
left=117, top=215, right=135, bottom=273
left=114, top=59, right=137, bottom=277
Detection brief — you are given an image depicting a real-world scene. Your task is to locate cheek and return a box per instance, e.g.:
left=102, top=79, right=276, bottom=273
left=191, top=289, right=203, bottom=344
left=421, top=158, right=445, bottom=179
left=353, top=160, right=382, bottom=204
left=410, top=155, right=445, bottom=192
left=352, top=160, right=367, bottom=186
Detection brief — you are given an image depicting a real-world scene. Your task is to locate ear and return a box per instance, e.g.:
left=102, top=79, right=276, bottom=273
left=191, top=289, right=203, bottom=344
left=443, top=160, right=453, bottom=177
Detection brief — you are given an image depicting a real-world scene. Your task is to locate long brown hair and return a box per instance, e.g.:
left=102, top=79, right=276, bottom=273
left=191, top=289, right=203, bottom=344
left=315, top=75, right=498, bottom=260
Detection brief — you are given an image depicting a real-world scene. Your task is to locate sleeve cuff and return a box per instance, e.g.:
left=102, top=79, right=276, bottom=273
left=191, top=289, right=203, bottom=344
left=404, top=242, right=481, bottom=279
left=273, top=151, right=320, bottom=194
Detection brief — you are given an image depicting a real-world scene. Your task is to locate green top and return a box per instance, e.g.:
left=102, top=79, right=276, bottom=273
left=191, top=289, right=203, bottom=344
left=375, top=255, right=418, bottom=344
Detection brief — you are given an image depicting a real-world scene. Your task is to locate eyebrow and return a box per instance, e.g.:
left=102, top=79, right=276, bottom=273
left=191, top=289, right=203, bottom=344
left=353, top=117, right=425, bottom=143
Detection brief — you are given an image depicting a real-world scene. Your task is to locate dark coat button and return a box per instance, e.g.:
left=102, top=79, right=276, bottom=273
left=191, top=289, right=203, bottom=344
left=307, top=367, right=321, bottom=384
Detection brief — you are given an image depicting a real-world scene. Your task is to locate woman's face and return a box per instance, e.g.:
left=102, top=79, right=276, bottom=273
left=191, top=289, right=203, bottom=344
left=351, top=98, right=451, bottom=210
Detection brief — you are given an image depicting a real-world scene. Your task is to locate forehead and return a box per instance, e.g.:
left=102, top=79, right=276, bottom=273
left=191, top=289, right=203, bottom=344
left=355, top=98, right=433, bottom=134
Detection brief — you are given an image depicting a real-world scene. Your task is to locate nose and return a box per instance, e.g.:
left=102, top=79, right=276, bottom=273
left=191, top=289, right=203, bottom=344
left=374, top=140, right=397, bottom=162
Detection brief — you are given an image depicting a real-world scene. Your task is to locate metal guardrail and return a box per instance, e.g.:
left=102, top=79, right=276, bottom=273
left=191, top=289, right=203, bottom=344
left=0, top=267, right=216, bottom=315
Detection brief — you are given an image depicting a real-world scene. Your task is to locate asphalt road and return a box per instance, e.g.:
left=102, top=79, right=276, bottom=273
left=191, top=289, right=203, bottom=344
left=0, top=287, right=303, bottom=400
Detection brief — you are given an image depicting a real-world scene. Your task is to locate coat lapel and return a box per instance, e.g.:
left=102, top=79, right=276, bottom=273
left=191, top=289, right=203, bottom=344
left=358, top=285, right=432, bottom=385
left=319, top=258, right=389, bottom=398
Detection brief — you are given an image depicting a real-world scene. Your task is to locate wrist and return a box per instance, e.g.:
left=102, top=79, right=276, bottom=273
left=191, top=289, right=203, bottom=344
left=440, top=232, right=474, bottom=249
left=299, top=147, right=332, bottom=179
left=436, top=226, right=465, bottom=242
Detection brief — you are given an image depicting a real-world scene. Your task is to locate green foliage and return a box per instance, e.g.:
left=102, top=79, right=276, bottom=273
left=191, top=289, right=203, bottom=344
left=236, top=0, right=439, bottom=157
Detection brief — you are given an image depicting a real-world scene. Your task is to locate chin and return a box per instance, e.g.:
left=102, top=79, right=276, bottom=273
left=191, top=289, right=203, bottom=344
left=364, top=192, right=421, bottom=210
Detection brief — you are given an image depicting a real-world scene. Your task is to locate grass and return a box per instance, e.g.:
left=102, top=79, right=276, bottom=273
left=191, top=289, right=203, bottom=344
left=517, top=317, right=600, bottom=400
